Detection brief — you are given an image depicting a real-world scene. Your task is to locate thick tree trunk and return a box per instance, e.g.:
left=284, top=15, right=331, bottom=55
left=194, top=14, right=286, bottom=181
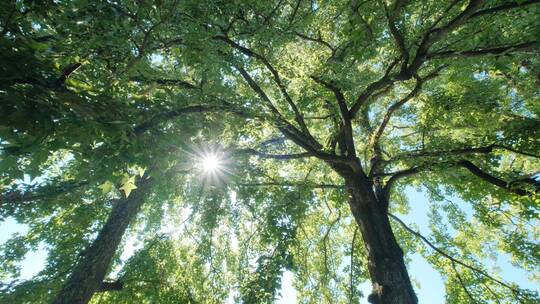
left=52, top=175, right=151, bottom=304
left=345, top=175, right=417, bottom=304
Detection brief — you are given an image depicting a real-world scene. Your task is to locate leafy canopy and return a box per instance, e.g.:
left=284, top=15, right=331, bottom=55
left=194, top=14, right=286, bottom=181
left=1, top=0, right=539, bottom=303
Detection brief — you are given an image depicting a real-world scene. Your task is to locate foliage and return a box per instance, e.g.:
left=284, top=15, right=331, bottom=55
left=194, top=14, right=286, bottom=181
left=1, top=0, right=539, bottom=303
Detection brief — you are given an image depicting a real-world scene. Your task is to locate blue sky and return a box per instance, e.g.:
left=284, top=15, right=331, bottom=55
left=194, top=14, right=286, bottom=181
left=1, top=187, right=538, bottom=303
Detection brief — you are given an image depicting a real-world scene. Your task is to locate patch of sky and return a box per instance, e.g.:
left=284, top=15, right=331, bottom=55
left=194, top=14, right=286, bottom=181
left=149, top=53, right=164, bottom=66
left=0, top=218, right=48, bottom=283
left=473, top=71, right=489, bottom=80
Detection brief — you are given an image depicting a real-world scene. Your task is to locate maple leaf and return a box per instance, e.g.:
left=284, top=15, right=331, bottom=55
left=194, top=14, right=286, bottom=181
left=120, top=180, right=137, bottom=198
left=98, top=181, right=114, bottom=194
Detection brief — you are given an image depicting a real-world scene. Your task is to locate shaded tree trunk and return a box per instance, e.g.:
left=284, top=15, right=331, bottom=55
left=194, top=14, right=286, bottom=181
left=52, top=175, right=152, bottom=304
left=341, top=168, right=417, bottom=304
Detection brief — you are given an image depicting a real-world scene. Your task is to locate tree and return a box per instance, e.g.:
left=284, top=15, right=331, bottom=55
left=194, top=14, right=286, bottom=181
left=1, top=1, right=539, bottom=304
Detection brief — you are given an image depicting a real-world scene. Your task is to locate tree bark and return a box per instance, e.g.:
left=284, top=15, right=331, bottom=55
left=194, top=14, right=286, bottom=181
left=344, top=172, right=417, bottom=304
left=51, top=175, right=151, bottom=304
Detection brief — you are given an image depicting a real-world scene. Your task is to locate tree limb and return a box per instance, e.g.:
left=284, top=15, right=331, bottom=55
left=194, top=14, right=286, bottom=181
left=382, top=144, right=539, bottom=165
left=128, top=77, right=198, bottom=89
left=402, top=0, right=485, bottom=78
left=384, top=0, right=410, bottom=66
left=133, top=103, right=249, bottom=135
left=383, top=145, right=496, bottom=164
left=233, top=63, right=348, bottom=164
left=238, top=182, right=344, bottom=189
left=97, top=280, right=123, bottom=292
left=388, top=213, right=522, bottom=295
left=458, top=160, right=533, bottom=196
left=451, top=262, right=478, bottom=303
left=381, top=166, right=421, bottom=200
left=1, top=181, right=87, bottom=208
left=370, top=77, right=423, bottom=156
left=235, top=148, right=312, bottom=160
left=216, top=36, right=312, bottom=137
left=470, top=0, right=540, bottom=18
left=310, top=76, right=357, bottom=158
left=295, top=31, right=335, bottom=54
left=428, top=41, right=538, bottom=59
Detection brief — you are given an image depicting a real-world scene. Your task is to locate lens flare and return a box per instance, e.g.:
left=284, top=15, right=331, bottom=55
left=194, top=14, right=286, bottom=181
left=201, top=153, right=221, bottom=173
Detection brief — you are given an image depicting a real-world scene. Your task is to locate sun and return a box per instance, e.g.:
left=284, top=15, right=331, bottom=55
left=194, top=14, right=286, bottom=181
left=201, top=153, right=221, bottom=173
left=192, top=145, right=230, bottom=186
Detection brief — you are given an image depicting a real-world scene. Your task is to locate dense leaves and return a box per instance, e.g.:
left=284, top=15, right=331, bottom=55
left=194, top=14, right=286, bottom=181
left=1, top=0, right=539, bottom=303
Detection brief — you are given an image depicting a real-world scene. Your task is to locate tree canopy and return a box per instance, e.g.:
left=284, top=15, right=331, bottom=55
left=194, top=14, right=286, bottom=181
left=1, top=0, right=539, bottom=303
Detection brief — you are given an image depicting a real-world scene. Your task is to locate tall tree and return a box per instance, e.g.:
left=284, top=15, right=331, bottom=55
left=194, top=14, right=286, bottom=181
left=1, top=1, right=539, bottom=304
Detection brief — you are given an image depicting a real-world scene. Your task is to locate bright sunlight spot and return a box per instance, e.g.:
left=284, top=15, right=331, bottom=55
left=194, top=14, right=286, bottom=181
left=192, top=145, right=230, bottom=186
left=201, top=153, right=221, bottom=173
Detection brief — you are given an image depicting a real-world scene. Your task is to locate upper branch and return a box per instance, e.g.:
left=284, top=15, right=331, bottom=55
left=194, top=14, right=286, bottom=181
left=381, top=166, right=421, bottom=200
left=128, top=77, right=198, bottom=89
left=458, top=160, right=535, bottom=196
left=295, top=31, right=336, bottom=54
left=133, top=103, right=250, bottom=135
left=428, top=41, right=538, bottom=59
left=97, top=281, right=124, bottom=292
left=233, top=64, right=283, bottom=117
left=382, top=144, right=496, bottom=165
left=310, top=76, right=357, bottom=158
left=382, top=144, right=539, bottom=166
left=216, top=36, right=312, bottom=136
left=378, top=157, right=538, bottom=199
left=1, top=181, right=87, bottom=208
left=238, top=182, right=344, bottom=189
left=370, top=68, right=444, bottom=173
left=370, top=77, right=423, bottom=156
left=235, top=148, right=312, bottom=160
left=349, top=74, right=394, bottom=119
left=470, top=0, right=540, bottom=18
left=389, top=213, right=522, bottom=295
left=385, top=0, right=410, bottom=66
left=402, top=0, right=485, bottom=78
left=233, top=64, right=346, bottom=163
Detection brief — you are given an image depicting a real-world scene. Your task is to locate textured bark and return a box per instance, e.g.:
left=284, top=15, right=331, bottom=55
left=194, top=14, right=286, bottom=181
left=97, top=280, right=124, bottom=292
left=342, top=169, right=417, bottom=304
left=52, top=175, right=151, bottom=304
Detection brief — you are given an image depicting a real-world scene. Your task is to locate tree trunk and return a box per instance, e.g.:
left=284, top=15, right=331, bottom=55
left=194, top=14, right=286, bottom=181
left=52, top=175, right=151, bottom=304
left=345, top=175, right=417, bottom=304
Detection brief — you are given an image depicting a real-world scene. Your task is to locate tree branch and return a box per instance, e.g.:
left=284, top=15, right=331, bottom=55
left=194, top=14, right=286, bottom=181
left=235, top=148, right=312, bottom=160
left=402, top=0, right=485, bottom=78
left=238, top=182, right=344, bottom=189
left=470, top=0, right=540, bottom=18
left=427, top=41, right=538, bottom=59
left=1, top=181, right=87, bottom=208
left=349, top=75, right=394, bottom=118
left=384, top=0, right=410, bottom=66
left=97, top=280, right=123, bottom=292
left=232, top=63, right=348, bottom=164
left=383, top=145, right=496, bottom=164
left=295, top=31, right=335, bottom=54
left=322, top=211, right=341, bottom=279
left=310, top=76, right=357, bottom=158
left=382, top=144, right=539, bottom=165
left=57, top=63, right=82, bottom=86
left=388, top=213, right=522, bottom=295
left=370, top=78, right=423, bottom=156
left=216, top=36, right=312, bottom=137
left=381, top=166, right=421, bottom=200
left=451, top=263, right=478, bottom=303
left=133, top=103, right=249, bottom=135
left=349, top=226, right=359, bottom=303
left=128, top=77, right=198, bottom=89
left=458, top=160, right=532, bottom=196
